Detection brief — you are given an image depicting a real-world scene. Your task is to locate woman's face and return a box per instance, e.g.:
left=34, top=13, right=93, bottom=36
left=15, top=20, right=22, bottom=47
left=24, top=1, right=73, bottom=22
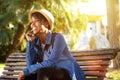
left=30, top=17, right=48, bottom=35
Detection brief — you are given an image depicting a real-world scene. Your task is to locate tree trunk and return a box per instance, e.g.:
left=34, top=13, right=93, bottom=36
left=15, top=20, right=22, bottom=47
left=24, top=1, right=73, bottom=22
left=6, top=23, right=26, bottom=59
left=106, top=0, right=120, bottom=69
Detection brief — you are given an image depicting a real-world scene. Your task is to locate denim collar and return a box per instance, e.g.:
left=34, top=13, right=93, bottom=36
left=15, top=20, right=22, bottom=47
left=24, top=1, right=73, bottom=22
left=35, top=30, right=52, bottom=46
left=46, top=30, right=52, bottom=45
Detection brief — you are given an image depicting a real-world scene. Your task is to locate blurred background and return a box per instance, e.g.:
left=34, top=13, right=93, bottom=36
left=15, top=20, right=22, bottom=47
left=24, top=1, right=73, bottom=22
left=0, top=0, right=120, bottom=79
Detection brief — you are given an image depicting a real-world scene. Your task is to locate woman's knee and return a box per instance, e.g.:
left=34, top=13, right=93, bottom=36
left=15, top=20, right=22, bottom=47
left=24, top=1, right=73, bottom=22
left=37, top=67, right=71, bottom=80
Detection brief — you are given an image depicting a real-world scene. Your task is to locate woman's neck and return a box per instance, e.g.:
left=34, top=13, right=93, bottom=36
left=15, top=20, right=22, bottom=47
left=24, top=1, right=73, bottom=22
left=38, top=30, right=48, bottom=44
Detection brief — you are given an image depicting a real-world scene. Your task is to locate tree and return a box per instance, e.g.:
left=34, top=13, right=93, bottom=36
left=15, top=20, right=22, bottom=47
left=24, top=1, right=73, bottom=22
left=106, top=0, right=120, bottom=68
left=0, top=0, right=87, bottom=61
left=0, top=0, right=33, bottom=60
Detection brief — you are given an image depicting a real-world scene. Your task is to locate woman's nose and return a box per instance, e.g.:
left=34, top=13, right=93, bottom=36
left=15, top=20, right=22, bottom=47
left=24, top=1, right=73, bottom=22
left=30, top=23, right=35, bottom=28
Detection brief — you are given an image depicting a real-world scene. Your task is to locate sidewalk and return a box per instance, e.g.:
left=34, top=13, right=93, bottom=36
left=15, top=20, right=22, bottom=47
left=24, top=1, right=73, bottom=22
left=0, top=68, right=4, bottom=76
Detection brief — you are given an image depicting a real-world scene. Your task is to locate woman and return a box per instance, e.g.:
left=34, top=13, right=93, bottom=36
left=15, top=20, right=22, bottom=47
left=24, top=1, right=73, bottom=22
left=18, top=9, right=85, bottom=80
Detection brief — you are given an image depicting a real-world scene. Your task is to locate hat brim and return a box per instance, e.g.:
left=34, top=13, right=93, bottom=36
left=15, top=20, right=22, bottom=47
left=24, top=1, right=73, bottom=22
left=29, top=9, right=54, bottom=30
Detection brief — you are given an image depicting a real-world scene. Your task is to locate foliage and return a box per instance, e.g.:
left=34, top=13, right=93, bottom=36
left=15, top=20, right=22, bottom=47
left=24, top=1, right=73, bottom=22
left=106, top=69, right=120, bottom=80
left=0, top=0, right=30, bottom=46
left=24, top=0, right=88, bottom=49
left=0, top=45, right=9, bottom=62
left=0, top=28, right=14, bottom=45
left=80, top=0, right=88, bottom=2
left=0, top=0, right=32, bottom=61
left=58, top=0, right=88, bottom=49
left=18, top=39, right=26, bottom=52
left=0, top=0, right=88, bottom=61
left=0, top=63, right=5, bottom=68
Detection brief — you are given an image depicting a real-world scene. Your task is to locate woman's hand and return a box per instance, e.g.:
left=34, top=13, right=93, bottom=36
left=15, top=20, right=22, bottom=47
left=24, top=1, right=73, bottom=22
left=26, top=31, right=36, bottom=41
left=18, top=71, right=25, bottom=80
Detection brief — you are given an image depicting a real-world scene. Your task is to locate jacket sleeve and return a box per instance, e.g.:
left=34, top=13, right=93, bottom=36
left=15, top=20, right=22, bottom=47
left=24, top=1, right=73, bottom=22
left=23, top=33, right=67, bottom=75
left=26, top=40, right=37, bottom=67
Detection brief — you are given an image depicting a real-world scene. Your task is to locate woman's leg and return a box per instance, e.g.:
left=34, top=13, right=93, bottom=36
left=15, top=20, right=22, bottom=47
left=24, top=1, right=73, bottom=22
left=24, top=73, right=37, bottom=80
left=37, top=67, right=71, bottom=80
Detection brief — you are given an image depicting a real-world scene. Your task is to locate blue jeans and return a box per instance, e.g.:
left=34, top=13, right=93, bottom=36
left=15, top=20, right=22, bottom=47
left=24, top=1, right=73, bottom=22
left=24, top=67, right=71, bottom=80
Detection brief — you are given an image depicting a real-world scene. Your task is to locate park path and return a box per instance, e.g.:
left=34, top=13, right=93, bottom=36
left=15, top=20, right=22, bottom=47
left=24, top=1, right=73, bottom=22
left=0, top=68, right=3, bottom=76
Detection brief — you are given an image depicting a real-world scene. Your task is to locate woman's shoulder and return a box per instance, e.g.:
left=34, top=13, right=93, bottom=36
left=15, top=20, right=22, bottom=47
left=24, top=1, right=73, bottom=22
left=52, top=32, right=64, bottom=39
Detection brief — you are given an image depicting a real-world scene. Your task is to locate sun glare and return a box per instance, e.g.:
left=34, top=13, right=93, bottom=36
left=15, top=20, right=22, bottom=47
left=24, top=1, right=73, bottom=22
left=72, top=0, right=106, bottom=15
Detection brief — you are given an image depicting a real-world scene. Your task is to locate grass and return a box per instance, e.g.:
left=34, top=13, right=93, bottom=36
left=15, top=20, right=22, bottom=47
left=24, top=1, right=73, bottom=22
left=106, top=69, right=120, bottom=80
left=0, top=63, right=5, bottom=68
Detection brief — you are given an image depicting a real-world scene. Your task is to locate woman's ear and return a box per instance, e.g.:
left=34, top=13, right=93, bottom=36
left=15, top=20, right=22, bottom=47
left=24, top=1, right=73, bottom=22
left=44, top=22, right=50, bottom=29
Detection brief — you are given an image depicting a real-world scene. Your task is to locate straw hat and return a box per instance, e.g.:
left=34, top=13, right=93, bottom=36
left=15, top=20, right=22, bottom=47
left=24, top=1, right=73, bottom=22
left=29, top=9, right=54, bottom=30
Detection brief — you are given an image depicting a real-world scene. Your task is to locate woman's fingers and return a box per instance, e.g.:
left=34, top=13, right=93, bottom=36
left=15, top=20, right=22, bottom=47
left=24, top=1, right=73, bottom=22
left=26, top=31, right=36, bottom=41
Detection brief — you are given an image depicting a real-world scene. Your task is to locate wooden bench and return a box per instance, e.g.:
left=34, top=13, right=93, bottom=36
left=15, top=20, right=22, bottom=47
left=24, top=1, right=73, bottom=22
left=0, top=48, right=120, bottom=80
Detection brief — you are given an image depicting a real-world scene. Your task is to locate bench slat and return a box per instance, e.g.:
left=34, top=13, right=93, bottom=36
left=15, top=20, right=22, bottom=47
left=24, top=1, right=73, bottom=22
left=84, top=71, right=106, bottom=77
left=6, top=59, right=26, bottom=62
left=0, top=76, right=104, bottom=80
left=0, top=75, right=104, bottom=80
left=4, top=67, right=25, bottom=70
left=71, top=49, right=116, bottom=56
left=2, top=71, right=106, bottom=77
left=86, top=78, right=103, bottom=80
left=77, top=60, right=110, bottom=66
left=3, top=71, right=20, bottom=75
left=8, top=56, right=25, bottom=59
left=4, top=66, right=108, bottom=72
left=81, top=66, right=108, bottom=71
left=5, top=63, right=26, bottom=66
left=75, top=55, right=113, bottom=61
left=1, top=48, right=120, bottom=80
left=0, top=75, right=17, bottom=79
left=10, top=53, right=26, bottom=56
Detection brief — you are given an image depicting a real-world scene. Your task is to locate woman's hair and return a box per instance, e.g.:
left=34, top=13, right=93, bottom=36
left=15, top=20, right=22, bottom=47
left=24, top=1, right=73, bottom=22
left=29, top=9, right=54, bottom=30
left=30, top=12, right=50, bottom=30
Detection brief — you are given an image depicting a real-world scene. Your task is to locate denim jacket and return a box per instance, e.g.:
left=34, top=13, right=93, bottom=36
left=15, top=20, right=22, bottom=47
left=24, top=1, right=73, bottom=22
left=23, top=31, right=85, bottom=80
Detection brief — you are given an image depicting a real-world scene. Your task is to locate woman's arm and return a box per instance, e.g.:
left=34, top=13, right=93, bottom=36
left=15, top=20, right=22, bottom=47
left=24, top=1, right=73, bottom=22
left=23, top=33, right=67, bottom=75
left=26, top=41, right=38, bottom=67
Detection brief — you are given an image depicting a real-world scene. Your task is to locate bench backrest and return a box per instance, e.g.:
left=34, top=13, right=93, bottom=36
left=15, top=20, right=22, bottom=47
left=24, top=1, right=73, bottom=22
left=0, top=48, right=119, bottom=80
